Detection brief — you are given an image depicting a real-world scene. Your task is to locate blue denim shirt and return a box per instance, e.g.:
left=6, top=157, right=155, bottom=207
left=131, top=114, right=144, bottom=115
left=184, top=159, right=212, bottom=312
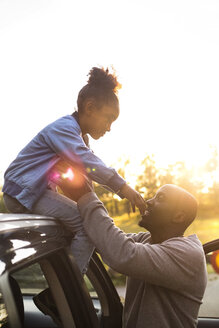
left=3, top=113, right=125, bottom=210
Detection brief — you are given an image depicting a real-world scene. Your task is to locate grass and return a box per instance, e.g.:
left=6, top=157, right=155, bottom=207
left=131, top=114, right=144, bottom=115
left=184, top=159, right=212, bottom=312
left=185, top=216, right=219, bottom=244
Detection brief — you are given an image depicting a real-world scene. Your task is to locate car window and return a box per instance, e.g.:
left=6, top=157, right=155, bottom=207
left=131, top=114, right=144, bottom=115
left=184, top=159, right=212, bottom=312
left=84, top=274, right=101, bottom=317
left=11, top=262, right=58, bottom=328
left=0, top=289, right=8, bottom=327
left=199, top=249, right=219, bottom=318
left=12, top=262, right=48, bottom=295
left=7, top=254, right=77, bottom=328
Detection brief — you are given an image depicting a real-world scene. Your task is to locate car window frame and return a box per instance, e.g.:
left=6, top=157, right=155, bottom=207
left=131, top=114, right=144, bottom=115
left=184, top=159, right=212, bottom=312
left=86, top=252, right=123, bottom=328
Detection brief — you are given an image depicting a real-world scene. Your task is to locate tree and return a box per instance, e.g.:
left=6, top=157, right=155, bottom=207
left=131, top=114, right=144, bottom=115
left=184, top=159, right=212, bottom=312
left=94, top=183, right=112, bottom=201
left=205, top=146, right=218, bottom=175
left=117, top=159, right=131, bottom=217
left=0, top=190, right=7, bottom=213
left=158, top=164, right=175, bottom=186
left=136, top=155, right=159, bottom=199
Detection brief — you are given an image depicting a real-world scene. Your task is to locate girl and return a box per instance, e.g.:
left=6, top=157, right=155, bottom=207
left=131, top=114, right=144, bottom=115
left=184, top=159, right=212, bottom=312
left=3, top=67, right=146, bottom=273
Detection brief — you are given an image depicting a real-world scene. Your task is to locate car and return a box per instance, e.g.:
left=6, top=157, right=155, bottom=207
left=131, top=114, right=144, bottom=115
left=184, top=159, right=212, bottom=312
left=0, top=213, right=218, bottom=328
left=0, top=213, right=122, bottom=328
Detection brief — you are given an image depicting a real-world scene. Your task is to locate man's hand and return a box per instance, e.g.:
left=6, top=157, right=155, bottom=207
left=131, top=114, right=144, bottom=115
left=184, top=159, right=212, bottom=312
left=50, top=160, right=93, bottom=202
left=119, top=184, right=146, bottom=215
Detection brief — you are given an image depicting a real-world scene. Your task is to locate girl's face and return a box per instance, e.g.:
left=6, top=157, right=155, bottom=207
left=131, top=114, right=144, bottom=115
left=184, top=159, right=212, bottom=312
left=87, top=104, right=119, bottom=140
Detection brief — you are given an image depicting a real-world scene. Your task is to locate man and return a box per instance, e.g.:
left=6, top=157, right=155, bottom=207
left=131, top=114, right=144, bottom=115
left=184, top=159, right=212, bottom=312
left=52, top=168, right=208, bottom=328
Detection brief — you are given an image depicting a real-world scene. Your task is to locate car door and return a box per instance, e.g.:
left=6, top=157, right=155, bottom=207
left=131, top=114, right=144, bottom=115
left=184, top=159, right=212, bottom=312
left=198, top=239, right=219, bottom=328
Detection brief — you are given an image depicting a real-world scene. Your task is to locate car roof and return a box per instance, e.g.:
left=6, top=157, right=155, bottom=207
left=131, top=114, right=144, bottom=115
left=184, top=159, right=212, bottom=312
left=0, top=213, right=59, bottom=232
left=0, top=213, right=55, bottom=222
left=0, top=213, right=72, bottom=273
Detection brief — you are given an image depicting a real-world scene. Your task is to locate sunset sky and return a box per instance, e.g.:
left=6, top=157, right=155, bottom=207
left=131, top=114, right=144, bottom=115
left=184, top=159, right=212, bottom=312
left=1, top=0, right=219, bottom=186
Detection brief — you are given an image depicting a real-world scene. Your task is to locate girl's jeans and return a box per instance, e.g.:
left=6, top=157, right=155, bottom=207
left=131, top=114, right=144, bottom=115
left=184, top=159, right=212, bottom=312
left=3, top=190, right=94, bottom=274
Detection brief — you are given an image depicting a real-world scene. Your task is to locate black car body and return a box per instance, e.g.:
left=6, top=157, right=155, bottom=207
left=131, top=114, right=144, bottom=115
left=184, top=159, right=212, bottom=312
left=0, top=213, right=218, bottom=328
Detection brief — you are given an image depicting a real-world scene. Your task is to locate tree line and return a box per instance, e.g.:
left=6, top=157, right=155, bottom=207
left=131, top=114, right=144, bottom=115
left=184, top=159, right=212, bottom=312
left=1, top=147, right=219, bottom=217
left=95, top=149, right=219, bottom=218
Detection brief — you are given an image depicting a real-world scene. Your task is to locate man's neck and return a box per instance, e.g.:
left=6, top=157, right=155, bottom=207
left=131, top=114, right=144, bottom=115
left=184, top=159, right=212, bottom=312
left=150, top=230, right=184, bottom=244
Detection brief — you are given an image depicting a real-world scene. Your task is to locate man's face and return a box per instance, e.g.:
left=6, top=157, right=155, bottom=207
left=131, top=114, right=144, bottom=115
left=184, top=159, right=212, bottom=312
left=88, top=104, right=119, bottom=140
left=139, top=185, right=179, bottom=232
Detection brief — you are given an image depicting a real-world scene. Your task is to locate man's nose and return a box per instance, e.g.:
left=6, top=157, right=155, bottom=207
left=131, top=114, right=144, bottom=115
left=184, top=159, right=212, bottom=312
left=146, top=198, right=153, bottom=206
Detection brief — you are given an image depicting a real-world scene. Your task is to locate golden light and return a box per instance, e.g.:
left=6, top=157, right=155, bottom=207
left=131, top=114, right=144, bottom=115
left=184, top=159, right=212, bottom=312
left=62, top=168, right=75, bottom=181
left=50, top=161, right=86, bottom=189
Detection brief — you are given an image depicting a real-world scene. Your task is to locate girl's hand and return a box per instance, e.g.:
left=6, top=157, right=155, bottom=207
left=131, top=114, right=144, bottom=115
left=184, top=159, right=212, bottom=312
left=119, top=184, right=146, bottom=214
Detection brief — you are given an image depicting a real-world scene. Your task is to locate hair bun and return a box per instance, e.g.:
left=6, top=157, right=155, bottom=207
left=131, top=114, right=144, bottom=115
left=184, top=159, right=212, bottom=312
left=87, top=67, right=121, bottom=94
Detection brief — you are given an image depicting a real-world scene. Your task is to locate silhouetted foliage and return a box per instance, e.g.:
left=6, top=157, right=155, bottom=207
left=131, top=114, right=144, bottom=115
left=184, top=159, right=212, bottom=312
left=136, top=155, right=158, bottom=199
left=0, top=190, right=7, bottom=213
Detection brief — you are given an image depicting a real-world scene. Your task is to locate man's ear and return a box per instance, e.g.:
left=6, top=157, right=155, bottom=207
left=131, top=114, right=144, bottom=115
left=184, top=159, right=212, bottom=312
left=172, top=211, right=186, bottom=224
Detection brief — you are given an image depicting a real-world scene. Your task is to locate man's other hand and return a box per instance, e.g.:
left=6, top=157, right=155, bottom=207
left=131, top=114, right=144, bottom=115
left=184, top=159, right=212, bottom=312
left=50, top=160, right=93, bottom=202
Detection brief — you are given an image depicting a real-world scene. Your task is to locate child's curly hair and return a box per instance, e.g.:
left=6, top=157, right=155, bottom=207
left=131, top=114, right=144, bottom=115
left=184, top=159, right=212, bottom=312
left=77, top=66, right=122, bottom=112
